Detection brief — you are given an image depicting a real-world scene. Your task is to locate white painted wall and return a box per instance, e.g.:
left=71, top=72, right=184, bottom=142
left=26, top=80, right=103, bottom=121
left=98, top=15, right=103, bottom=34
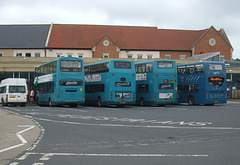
left=119, top=50, right=160, bottom=59
left=13, top=49, right=45, bottom=57
left=46, top=49, right=92, bottom=58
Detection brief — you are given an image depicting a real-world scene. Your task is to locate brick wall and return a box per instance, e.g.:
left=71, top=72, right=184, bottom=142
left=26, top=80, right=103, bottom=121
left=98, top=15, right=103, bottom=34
left=193, top=27, right=232, bottom=60
left=93, top=35, right=119, bottom=58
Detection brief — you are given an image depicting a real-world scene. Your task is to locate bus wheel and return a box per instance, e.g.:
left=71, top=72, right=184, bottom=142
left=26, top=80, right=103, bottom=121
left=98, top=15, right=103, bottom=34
left=97, top=97, right=102, bottom=107
left=188, top=96, right=194, bottom=105
left=48, top=98, right=52, bottom=107
left=140, top=98, right=144, bottom=106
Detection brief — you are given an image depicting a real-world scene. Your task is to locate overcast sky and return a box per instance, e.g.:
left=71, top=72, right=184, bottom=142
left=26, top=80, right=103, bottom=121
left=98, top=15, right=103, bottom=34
left=1, top=0, right=239, bottom=59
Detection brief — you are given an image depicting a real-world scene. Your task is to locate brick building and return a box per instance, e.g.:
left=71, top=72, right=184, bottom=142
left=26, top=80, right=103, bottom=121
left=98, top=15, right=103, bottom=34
left=46, top=24, right=233, bottom=60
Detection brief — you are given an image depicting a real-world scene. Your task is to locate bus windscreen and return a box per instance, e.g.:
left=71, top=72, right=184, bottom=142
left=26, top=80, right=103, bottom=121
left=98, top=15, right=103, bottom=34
left=61, top=60, right=82, bottom=72
left=114, top=61, right=131, bottom=69
left=157, top=62, right=173, bottom=68
left=209, top=64, right=223, bottom=71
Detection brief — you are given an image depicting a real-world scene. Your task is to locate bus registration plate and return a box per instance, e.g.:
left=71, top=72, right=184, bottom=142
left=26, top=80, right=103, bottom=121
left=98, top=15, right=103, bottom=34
left=214, top=101, right=219, bottom=103
left=120, top=101, right=126, bottom=104
left=159, top=93, right=173, bottom=99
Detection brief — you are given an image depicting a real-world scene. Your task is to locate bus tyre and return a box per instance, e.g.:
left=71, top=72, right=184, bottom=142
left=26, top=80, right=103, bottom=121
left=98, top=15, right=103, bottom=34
left=140, top=98, right=144, bottom=106
left=188, top=96, right=194, bottom=106
left=97, top=97, right=102, bottom=107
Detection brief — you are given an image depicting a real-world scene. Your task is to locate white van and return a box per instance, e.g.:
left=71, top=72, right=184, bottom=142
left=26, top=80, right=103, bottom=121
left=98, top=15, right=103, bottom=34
left=0, top=78, right=28, bottom=107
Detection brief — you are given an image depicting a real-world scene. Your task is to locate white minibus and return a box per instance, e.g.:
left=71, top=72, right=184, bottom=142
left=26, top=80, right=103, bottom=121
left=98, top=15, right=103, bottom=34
left=0, top=78, right=28, bottom=107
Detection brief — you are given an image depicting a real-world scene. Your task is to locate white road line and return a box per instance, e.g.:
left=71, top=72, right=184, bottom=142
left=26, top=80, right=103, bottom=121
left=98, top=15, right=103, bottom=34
left=22, top=152, right=208, bottom=159
left=0, top=125, right=35, bottom=153
left=33, top=117, right=240, bottom=130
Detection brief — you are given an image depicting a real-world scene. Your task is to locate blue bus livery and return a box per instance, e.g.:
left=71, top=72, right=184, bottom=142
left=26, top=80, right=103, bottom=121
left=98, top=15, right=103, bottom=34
left=135, top=60, right=178, bottom=106
left=177, top=62, right=227, bottom=105
left=34, top=57, right=85, bottom=106
left=84, top=60, right=136, bottom=107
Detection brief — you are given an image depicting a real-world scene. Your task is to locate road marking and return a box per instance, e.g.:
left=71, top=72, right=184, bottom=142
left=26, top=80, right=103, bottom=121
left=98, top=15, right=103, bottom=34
left=9, top=162, right=19, bottom=165
left=0, top=125, right=35, bottom=153
left=33, top=117, right=240, bottom=130
left=19, top=152, right=208, bottom=160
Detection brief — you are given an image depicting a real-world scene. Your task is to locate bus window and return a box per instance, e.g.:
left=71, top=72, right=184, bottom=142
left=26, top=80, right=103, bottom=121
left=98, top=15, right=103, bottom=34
left=146, top=63, right=153, bottom=72
left=209, top=64, right=223, bottom=71
left=157, top=61, right=173, bottom=68
left=209, top=77, right=224, bottom=87
left=61, top=60, right=82, bottom=72
left=114, top=61, right=131, bottom=69
left=91, top=63, right=109, bottom=74
left=137, top=64, right=142, bottom=73
left=186, top=65, right=195, bottom=74
left=178, top=66, right=186, bottom=74
left=195, top=64, right=204, bottom=74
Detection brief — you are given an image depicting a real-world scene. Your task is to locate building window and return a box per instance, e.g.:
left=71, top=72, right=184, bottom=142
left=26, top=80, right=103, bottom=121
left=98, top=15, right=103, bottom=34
left=0, top=52, right=3, bottom=57
left=103, top=40, right=109, bottom=46
left=68, top=54, right=73, bottom=57
left=147, top=55, right=152, bottom=59
left=165, top=55, right=171, bottom=60
left=26, top=53, right=31, bottom=57
left=138, top=55, right=143, bottom=59
left=180, top=55, right=186, bottom=60
left=209, top=38, right=216, bottom=46
left=103, top=53, right=109, bottom=58
left=16, top=53, right=22, bottom=57
left=35, top=53, right=41, bottom=57
left=78, top=53, right=84, bottom=58
left=128, top=54, right=133, bottom=59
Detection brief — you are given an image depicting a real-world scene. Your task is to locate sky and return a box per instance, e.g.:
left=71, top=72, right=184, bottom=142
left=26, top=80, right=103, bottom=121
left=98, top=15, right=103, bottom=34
left=1, top=0, right=240, bottom=59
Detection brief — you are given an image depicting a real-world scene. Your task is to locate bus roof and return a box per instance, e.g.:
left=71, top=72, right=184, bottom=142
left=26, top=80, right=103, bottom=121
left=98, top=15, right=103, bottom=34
left=35, top=57, right=83, bottom=68
left=84, top=60, right=134, bottom=67
left=177, top=61, right=225, bottom=67
left=135, top=60, right=175, bottom=65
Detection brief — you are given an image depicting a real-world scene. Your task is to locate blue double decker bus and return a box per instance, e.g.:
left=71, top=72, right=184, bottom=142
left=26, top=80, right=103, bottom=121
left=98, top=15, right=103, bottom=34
left=177, top=62, right=227, bottom=105
left=84, top=60, right=136, bottom=107
left=135, top=60, right=178, bottom=106
left=34, top=57, right=85, bottom=107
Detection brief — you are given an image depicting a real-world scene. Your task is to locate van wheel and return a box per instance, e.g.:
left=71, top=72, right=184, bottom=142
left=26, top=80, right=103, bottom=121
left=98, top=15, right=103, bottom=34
left=2, top=99, right=7, bottom=106
left=48, top=98, right=52, bottom=107
left=140, top=98, right=144, bottom=106
left=188, top=96, right=194, bottom=105
left=20, top=103, right=26, bottom=107
left=97, top=97, right=102, bottom=107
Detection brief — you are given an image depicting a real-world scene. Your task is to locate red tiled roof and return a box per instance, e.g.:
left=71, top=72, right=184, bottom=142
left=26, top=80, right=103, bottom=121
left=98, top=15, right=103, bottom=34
left=47, top=24, right=206, bottom=51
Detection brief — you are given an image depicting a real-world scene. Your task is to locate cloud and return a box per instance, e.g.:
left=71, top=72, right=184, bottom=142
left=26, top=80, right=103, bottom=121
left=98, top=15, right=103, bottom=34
left=0, top=0, right=239, bottom=58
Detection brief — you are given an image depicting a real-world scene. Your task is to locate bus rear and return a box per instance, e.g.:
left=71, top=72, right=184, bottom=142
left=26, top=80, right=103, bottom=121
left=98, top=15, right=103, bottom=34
left=136, top=60, right=178, bottom=106
left=205, top=62, right=227, bottom=104
left=85, top=60, right=135, bottom=107
left=56, top=58, right=85, bottom=106
left=154, top=61, right=178, bottom=105
left=109, top=61, right=136, bottom=106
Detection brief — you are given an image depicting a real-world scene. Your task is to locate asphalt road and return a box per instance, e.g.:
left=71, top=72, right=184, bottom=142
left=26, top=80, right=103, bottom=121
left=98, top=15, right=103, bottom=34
left=1, top=102, right=240, bottom=165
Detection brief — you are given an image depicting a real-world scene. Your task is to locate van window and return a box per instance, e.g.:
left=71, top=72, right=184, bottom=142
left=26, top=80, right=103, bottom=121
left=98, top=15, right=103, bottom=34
left=0, top=86, right=6, bottom=93
left=9, top=86, right=26, bottom=93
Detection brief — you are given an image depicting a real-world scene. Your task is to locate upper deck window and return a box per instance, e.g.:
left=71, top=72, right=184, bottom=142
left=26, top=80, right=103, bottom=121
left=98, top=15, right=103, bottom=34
left=157, top=61, right=173, bottom=69
left=114, top=61, right=131, bottom=69
left=209, top=64, right=223, bottom=71
left=61, top=60, right=82, bottom=72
